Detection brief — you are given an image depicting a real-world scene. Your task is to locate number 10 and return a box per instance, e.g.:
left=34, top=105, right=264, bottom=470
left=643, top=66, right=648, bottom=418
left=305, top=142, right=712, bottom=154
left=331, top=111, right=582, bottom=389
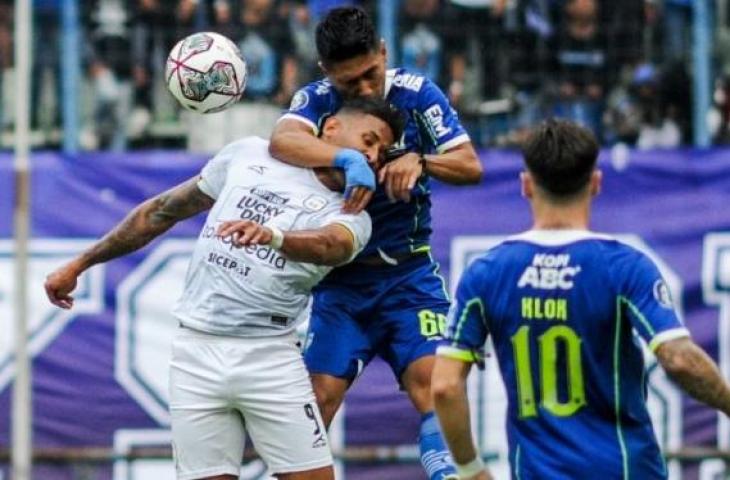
left=511, top=325, right=587, bottom=418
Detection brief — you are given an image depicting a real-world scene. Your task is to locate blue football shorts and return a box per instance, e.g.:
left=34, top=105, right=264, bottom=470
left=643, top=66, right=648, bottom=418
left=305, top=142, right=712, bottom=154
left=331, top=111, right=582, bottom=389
left=303, top=254, right=450, bottom=381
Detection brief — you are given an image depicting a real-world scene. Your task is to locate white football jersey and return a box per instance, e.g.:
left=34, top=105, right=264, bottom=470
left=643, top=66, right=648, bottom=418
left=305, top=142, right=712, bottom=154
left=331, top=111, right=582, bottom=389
left=172, top=137, right=371, bottom=337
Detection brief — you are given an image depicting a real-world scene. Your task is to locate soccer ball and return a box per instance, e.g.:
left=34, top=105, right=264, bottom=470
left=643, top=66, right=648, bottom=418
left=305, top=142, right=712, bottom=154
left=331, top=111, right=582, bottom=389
left=165, top=32, right=247, bottom=114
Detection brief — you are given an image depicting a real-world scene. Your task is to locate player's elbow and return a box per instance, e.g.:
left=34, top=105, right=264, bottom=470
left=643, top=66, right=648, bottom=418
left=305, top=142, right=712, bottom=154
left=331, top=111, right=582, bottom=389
left=431, top=375, right=465, bottom=405
left=268, top=131, right=287, bottom=160
left=464, top=161, right=484, bottom=184
left=656, top=337, right=701, bottom=379
left=316, top=237, right=353, bottom=266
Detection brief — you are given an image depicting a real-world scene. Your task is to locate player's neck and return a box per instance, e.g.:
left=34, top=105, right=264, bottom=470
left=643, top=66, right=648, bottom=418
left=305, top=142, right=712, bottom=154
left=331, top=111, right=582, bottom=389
left=531, top=201, right=591, bottom=230
left=314, top=168, right=345, bottom=192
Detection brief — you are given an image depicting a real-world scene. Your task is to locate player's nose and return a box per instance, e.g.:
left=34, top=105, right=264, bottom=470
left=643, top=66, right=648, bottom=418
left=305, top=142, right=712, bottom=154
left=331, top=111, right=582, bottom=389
left=356, top=80, right=376, bottom=97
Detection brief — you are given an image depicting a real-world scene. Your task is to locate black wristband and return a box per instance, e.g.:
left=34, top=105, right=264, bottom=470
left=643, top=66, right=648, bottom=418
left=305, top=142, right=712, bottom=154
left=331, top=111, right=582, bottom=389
left=419, top=153, right=428, bottom=173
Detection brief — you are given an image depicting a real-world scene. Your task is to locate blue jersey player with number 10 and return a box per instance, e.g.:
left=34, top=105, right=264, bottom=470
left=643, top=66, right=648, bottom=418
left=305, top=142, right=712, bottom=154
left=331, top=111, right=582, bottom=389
left=432, top=119, right=730, bottom=480
left=268, top=6, right=482, bottom=480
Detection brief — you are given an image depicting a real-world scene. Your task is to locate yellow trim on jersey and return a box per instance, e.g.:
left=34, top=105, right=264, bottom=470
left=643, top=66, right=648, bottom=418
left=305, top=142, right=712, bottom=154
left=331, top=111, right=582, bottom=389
left=436, top=345, right=481, bottom=363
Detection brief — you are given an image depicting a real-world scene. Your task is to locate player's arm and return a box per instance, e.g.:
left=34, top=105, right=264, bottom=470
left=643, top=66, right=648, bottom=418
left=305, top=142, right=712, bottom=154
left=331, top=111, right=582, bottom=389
left=45, top=177, right=214, bottom=309
left=269, top=90, right=375, bottom=212
left=655, top=337, right=730, bottom=417
left=617, top=250, right=730, bottom=417
left=379, top=79, right=482, bottom=202
left=420, top=141, right=482, bottom=185
left=432, top=358, right=492, bottom=480
left=431, top=259, right=492, bottom=480
left=217, top=221, right=362, bottom=267
left=270, top=118, right=341, bottom=168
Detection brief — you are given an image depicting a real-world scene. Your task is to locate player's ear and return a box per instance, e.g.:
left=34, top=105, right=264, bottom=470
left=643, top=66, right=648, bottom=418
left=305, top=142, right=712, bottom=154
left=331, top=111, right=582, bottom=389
left=379, top=39, right=387, bottom=62
left=590, top=169, right=602, bottom=196
left=321, top=115, right=342, bottom=140
left=520, top=171, right=533, bottom=199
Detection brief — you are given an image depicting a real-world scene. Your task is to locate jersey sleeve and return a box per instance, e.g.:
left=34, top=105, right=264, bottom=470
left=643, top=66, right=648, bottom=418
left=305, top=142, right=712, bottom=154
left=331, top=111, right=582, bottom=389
left=437, top=258, right=490, bottom=363
left=417, top=77, right=471, bottom=153
left=617, top=250, right=689, bottom=352
left=306, top=205, right=372, bottom=264
left=278, top=82, right=336, bottom=135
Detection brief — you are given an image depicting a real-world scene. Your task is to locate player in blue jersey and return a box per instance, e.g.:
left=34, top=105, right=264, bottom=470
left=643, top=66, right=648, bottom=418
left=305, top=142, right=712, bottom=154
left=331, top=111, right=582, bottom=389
left=432, top=119, right=730, bottom=480
left=268, top=6, right=482, bottom=480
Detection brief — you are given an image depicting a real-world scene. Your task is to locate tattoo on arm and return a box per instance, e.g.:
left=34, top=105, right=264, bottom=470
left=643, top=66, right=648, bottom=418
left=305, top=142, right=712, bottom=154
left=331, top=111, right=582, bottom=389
left=78, top=177, right=214, bottom=269
left=656, top=338, right=730, bottom=416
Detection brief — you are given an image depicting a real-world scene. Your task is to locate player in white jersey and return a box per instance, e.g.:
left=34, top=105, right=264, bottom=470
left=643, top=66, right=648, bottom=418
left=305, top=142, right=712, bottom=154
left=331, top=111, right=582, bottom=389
left=44, top=97, right=405, bottom=480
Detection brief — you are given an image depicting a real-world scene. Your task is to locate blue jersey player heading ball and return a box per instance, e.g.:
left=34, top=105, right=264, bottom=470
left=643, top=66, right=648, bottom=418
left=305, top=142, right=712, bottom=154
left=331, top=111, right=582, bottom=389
left=432, top=119, right=730, bottom=480
left=269, top=6, right=482, bottom=480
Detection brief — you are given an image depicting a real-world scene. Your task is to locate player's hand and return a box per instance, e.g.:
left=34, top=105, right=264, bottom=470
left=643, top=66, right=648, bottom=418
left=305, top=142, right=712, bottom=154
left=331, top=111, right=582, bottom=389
left=378, top=152, right=423, bottom=203
left=333, top=148, right=376, bottom=213
left=217, top=220, right=273, bottom=247
left=462, top=470, right=492, bottom=480
left=44, top=262, right=82, bottom=309
left=342, top=186, right=374, bottom=214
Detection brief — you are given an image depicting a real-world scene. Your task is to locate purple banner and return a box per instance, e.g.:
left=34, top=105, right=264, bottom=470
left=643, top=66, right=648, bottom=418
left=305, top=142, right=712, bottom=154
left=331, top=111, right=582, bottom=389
left=0, top=147, right=728, bottom=479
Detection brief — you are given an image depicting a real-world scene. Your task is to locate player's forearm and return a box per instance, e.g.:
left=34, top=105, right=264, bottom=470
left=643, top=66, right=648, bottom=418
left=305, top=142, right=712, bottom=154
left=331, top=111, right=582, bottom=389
left=269, top=128, right=340, bottom=168
left=433, top=383, right=480, bottom=464
left=279, top=229, right=352, bottom=266
left=423, top=143, right=482, bottom=185
left=75, top=199, right=179, bottom=272
left=75, top=178, right=213, bottom=272
left=657, top=338, right=730, bottom=416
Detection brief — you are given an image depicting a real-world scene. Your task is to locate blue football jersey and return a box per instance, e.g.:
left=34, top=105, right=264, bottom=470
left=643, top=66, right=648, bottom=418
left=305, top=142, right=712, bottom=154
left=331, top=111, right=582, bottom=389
left=280, top=68, right=471, bottom=258
left=439, top=230, right=689, bottom=480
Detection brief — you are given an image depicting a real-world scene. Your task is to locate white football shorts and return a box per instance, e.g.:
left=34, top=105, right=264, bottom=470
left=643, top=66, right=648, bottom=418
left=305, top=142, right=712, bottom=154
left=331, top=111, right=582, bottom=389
left=169, top=326, right=333, bottom=480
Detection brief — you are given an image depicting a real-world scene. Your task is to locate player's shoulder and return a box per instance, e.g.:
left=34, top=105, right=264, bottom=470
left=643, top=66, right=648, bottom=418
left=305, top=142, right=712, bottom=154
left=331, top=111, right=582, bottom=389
left=296, top=77, right=336, bottom=99
left=221, top=136, right=269, bottom=154
left=387, top=67, right=427, bottom=92
left=216, top=136, right=266, bottom=162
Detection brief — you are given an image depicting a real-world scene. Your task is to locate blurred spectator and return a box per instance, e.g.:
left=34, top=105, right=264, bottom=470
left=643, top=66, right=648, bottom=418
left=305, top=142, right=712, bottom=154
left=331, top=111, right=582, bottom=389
left=84, top=0, right=133, bottom=151
left=662, top=0, right=692, bottom=63
left=32, top=0, right=61, bottom=140
left=448, top=0, right=508, bottom=106
left=549, top=0, right=608, bottom=135
left=187, top=0, right=298, bottom=151
left=0, top=0, right=11, bottom=138
left=399, top=0, right=444, bottom=84
left=231, top=0, right=298, bottom=105
left=287, top=2, right=320, bottom=84
left=130, top=0, right=176, bottom=136
left=603, top=63, right=685, bottom=148
left=234, top=0, right=297, bottom=106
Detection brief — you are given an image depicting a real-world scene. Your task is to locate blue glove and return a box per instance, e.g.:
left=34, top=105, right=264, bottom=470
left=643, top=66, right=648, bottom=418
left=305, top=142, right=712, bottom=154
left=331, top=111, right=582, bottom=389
left=333, top=148, right=375, bottom=198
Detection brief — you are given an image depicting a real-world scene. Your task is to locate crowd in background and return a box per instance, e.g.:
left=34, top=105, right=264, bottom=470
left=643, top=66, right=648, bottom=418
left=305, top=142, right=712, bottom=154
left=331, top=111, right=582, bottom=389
left=0, top=0, right=726, bottom=150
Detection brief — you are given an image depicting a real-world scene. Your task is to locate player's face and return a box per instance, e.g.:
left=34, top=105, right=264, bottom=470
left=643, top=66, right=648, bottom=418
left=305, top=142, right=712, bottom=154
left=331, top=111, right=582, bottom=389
left=322, top=42, right=387, bottom=99
left=331, top=114, right=394, bottom=171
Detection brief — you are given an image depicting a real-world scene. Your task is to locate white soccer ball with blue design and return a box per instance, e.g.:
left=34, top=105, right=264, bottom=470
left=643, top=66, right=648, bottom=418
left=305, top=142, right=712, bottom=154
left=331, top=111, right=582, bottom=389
left=166, top=32, right=247, bottom=113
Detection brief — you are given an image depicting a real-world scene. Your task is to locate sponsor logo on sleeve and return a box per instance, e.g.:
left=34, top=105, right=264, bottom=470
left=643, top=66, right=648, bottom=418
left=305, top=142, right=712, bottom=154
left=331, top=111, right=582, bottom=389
left=290, top=90, right=309, bottom=111
left=424, top=104, right=452, bottom=138
left=653, top=279, right=674, bottom=308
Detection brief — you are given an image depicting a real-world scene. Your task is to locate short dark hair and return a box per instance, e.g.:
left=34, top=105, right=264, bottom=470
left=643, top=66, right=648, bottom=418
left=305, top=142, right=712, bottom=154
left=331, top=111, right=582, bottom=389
left=316, top=7, right=379, bottom=66
left=337, top=96, right=405, bottom=142
left=522, top=119, right=600, bottom=198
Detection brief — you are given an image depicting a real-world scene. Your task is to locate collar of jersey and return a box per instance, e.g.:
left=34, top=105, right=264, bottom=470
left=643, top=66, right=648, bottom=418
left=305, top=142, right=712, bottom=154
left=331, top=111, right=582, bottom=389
left=507, top=229, right=614, bottom=246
